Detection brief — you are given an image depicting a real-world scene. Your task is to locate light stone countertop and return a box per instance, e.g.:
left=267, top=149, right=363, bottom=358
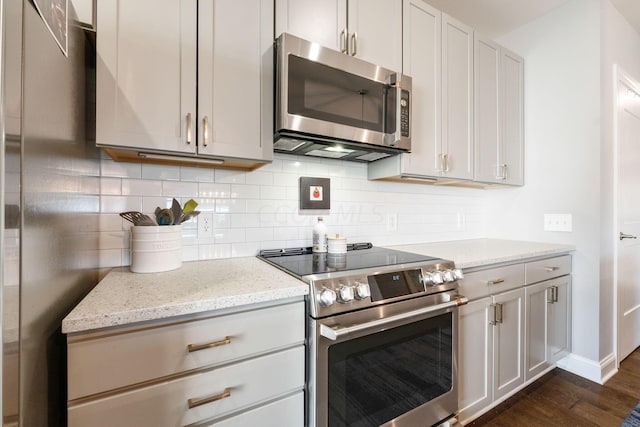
left=62, top=257, right=308, bottom=334
left=387, top=239, right=575, bottom=269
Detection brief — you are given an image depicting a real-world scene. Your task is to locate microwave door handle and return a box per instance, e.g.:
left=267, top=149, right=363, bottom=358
left=320, top=296, right=469, bottom=341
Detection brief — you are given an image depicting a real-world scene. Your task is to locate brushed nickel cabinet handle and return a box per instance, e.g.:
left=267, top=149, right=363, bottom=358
left=487, top=278, right=505, bottom=286
left=187, top=387, right=232, bottom=409
left=444, top=154, right=451, bottom=172
left=350, top=32, right=357, bottom=56
left=186, top=113, right=193, bottom=145
left=495, top=303, right=503, bottom=324
left=340, top=29, right=348, bottom=54
left=547, top=287, right=554, bottom=304
left=503, top=164, right=508, bottom=180
left=544, top=266, right=560, bottom=272
left=490, top=303, right=498, bottom=325
left=187, top=336, right=231, bottom=353
left=620, top=232, right=638, bottom=240
left=203, top=116, right=210, bottom=147
left=553, top=286, right=559, bottom=303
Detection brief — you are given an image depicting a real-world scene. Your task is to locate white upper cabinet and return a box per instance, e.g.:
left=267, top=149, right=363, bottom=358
left=197, top=0, right=273, bottom=161
left=475, top=34, right=524, bottom=185
left=96, top=0, right=273, bottom=169
left=398, top=0, right=441, bottom=177
left=346, top=0, right=402, bottom=71
left=275, top=0, right=346, bottom=52
left=441, top=14, right=474, bottom=180
left=275, top=0, right=402, bottom=72
left=97, top=0, right=198, bottom=155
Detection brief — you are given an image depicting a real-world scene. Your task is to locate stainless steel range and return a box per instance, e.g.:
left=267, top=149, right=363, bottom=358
left=259, top=244, right=468, bottom=427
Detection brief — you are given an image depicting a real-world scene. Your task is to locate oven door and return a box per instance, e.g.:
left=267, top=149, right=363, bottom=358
left=308, top=297, right=463, bottom=427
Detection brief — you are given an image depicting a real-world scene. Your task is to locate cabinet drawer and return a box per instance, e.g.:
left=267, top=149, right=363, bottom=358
left=459, top=264, right=524, bottom=301
left=68, top=346, right=305, bottom=427
left=525, top=255, right=571, bottom=284
left=210, top=392, right=303, bottom=427
left=68, top=301, right=304, bottom=400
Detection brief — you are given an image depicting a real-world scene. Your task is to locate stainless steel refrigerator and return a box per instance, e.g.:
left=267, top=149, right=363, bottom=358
left=1, top=1, right=100, bottom=425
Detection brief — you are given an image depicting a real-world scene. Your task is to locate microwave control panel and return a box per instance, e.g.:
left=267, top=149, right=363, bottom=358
left=400, top=90, right=410, bottom=137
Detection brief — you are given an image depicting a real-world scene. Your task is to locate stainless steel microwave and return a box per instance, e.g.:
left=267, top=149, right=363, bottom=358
left=274, top=33, right=412, bottom=162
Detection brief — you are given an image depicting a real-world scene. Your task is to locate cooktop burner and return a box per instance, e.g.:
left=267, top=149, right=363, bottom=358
left=258, top=243, right=438, bottom=278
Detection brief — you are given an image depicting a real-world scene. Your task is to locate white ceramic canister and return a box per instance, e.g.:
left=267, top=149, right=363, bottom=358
left=327, top=234, right=347, bottom=254
left=130, top=225, right=183, bottom=273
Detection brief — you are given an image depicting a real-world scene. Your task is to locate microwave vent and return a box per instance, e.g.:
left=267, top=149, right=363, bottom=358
left=355, top=152, right=391, bottom=162
left=274, top=139, right=307, bottom=152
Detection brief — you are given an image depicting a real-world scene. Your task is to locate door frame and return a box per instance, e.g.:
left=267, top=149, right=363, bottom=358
left=613, top=64, right=640, bottom=366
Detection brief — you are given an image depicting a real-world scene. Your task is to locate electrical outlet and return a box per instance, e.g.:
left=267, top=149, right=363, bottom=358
left=544, top=214, right=572, bottom=232
left=198, top=212, right=214, bottom=238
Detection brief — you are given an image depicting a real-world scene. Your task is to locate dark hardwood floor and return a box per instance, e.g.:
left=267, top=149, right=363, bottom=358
left=466, top=348, right=640, bottom=426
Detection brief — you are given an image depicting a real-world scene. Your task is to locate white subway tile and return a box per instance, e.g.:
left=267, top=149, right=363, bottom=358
left=214, top=213, right=230, bottom=228
left=100, top=177, right=122, bottom=195
left=214, top=228, right=246, bottom=244
left=98, top=249, right=123, bottom=268
left=99, top=213, right=123, bottom=232
left=162, top=181, right=198, bottom=197
left=99, top=230, right=130, bottom=250
left=215, top=199, right=247, bottom=214
left=245, top=227, right=274, bottom=242
left=261, top=157, right=283, bottom=172
left=100, top=195, right=142, bottom=213
left=101, top=160, right=142, bottom=179
left=182, top=245, right=199, bottom=262
left=260, top=186, right=288, bottom=200
left=231, top=213, right=261, bottom=228
left=122, top=179, right=162, bottom=196
left=215, top=169, right=246, bottom=184
left=272, top=172, right=299, bottom=187
left=180, top=167, right=214, bottom=182
left=230, top=184, right=260, bottom=199
left=199, top=183, right=231, bottom=198
left=231, top=242, right=261, bottom=257
left=246, top=171, right=274, bottom=186
left=142, top=164, right=180, bottom=180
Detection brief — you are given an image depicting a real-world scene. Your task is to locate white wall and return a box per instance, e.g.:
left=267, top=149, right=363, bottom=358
left=98, top=153, right=487, bottom=269
left=601, top=0, right=640, bottom=360
left=487, top=0, right=602, bottom=363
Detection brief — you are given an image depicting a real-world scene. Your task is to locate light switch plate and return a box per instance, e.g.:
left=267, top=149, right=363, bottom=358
left=544, top=214, right=572, bottom=232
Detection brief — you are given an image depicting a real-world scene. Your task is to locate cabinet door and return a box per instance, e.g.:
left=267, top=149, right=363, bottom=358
left=348, top=0, right=402, bottom=71
left=275, top=0, right=346, bottom=51
left=501, top=48, right=524, bottom=185
left=197, top=0, right=273, bottom=161
left=96, top=0, right=197, bottom=154
left=458, top=297, right=493, bottom=424
left=548, top=276, right=571, bottom=363
left=441, top=14, right=473, bottom=180
left=525, top=281, right=551, bottom=380
left=492, top=288, right=525, bottom=401
left=398, top=0, right=441, bottom=177
left=474, top=36, right=501, bottom=184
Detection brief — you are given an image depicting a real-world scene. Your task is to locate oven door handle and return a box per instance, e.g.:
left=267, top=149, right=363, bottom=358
left=320, top=296, right=469, bottom=341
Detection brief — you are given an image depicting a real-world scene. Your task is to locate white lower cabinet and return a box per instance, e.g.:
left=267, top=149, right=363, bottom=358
left=525, top=276, right=572, bottom=380
left=458, top=255, right=571, bottom=424
left=67, top=300, right=305, bottom=427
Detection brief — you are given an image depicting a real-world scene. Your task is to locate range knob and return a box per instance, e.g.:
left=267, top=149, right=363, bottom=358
left=453, top=269, right=464, bottom=280
left=419, top=273, right=432, bottom=286
left=318, top=288, right=337, bottom=306
left=442, top=270, right=455, bottom=283
left=337, top=285, right=355, bottom=303
left=354, top=282, right=371, bottom=300
left=431, top=271, right=444, bottom=285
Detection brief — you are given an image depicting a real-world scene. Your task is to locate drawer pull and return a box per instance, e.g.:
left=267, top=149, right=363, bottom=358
left=187, top=387, right=232, bottom=409
left=187, top=336, right=231, bottom=353
left=487, top=278, right=505, bottom=285
left=545, top=266, right=560, bottom=272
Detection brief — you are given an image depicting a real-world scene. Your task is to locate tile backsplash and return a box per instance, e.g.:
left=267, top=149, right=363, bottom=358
left=98, top=154, right=487, bottom=268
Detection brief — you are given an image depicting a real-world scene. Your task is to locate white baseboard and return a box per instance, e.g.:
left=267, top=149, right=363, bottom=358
left=556, top=352, right=617, bottom=384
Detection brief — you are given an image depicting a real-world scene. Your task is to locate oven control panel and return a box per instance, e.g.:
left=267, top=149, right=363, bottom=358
left=309, top=264, right=463, bottom=318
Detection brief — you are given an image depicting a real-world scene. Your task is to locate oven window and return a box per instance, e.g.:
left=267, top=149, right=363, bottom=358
left=288, top=55, right=397, bottom=133
left=328, top=312, right=452, bottom=427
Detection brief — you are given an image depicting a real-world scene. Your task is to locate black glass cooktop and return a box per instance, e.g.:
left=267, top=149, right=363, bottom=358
left=258, top=243, right=438, bottom=278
